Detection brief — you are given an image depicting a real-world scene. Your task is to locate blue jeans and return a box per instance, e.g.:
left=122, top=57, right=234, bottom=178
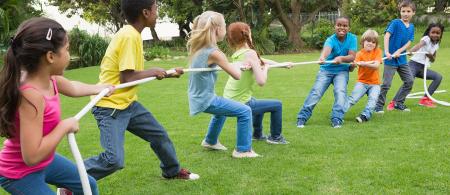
left=204, top=96, right=253, bottom=152
left=246, top=98, right=283, bottom=138
left=84, top=101, right=180, bottom=180
left=0, top=154, right=98, bottom=195
left=346, top=82, right=381, bottom=119
left=297, top=70, right=349, bottom=122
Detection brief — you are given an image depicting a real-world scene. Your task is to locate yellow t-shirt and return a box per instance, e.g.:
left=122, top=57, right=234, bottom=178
left=96, top=25, right=144, bottom=109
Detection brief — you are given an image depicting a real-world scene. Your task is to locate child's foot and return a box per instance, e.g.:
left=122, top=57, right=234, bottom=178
left=419, top=96, right=436, bottom=108
left=394, top=103, right=411, bottom=112
left=232, top=149, right=260, bottom=158
left=165, top=168, right=200, bottom=180
left=57, top=188, right=72, bottom=195
left=296, top=118, right=306, bottom=128
left=387, top=101, right=395, bottom=111
left=266, top=135, right=289, bottom=145
left=374, top=107, right=384, bottom=114
left=201, top=140, right=227, bottom=150
left=355, top=115, right=368, bottom=123
left=331, top=118, right=343, bottom=128
left=252, top=135, right=268, bottom=141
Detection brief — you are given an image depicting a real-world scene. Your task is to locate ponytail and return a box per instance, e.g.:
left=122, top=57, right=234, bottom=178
left=227, top=22, right=265, bottom=66
left=243, top=31, right=265, bottom=66
left=187, top=11, right=225, bottom=59
left=0, top=47, right=22, bottom=138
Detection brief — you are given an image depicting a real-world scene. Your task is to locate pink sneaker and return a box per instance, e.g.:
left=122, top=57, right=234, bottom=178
left=387, top=101, right=395, bottom=111
left=419, top=97, right=436, bottom=108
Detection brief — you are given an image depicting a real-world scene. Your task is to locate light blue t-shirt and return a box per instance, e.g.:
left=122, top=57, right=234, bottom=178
left=188, top=47, right=218, bottom=115
left=384, top=19, right=415, bottom=66
left=321, top=33, right=358, bottom=72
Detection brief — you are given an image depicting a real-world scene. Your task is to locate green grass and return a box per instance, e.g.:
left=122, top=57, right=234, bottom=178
left=1, top=36, right=449, bottom=194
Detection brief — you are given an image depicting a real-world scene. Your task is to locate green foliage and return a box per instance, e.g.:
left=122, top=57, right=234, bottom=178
left=302, top=19, right=334, bottom=49
left=68, top=28, right=108, bottom=69
left=269, top=27, right=293, bottom=53
left=252, top=28, right=275, bottom=55
left=144, top=46, right=170, bottom=61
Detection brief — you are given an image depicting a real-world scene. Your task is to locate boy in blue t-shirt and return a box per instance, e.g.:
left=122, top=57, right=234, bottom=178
left=375, top=0, right=416, bottom=112
left=297, top=16, right=357, bottom=128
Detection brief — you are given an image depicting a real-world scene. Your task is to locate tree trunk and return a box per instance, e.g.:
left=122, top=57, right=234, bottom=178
left=150, top=27, right=159, bottom=41
left=434, top=0, right=448, bottom=13
left=234, top=0, right=247, bottom=22
left=271, top=0, right=303, bottom=50
left=257, top=0, right=265, bottom=28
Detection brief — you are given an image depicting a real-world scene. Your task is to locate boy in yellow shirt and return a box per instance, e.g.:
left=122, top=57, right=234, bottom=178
left=84, top=0, right=199, bottom=180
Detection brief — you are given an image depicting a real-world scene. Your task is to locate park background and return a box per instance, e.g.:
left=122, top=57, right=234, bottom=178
left=1, top=0, right=449, bottom=194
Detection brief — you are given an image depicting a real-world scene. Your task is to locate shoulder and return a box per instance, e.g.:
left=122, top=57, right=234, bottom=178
left=209, top=49, right=225, bottom=61
left=421, top=36, right=431, bottom=43
left=20, top=88, right=45, bottom=110
left=243, top=49, right=258, bottom=59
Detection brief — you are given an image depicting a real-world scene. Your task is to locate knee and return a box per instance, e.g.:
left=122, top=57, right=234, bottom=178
left=238, top=105, right=252, bottom=118
left=274, top=100, right=282, bottom=110
left=436, top=74, right=443, bottom=82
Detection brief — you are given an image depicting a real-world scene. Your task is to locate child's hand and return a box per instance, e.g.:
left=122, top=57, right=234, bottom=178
left=385, top=52, right=392, bottom=60
left=152, top=68, right=167, bottom=80
left=103, top=84, right=115, bottom=97
left=61, top=117, right=79, bottom=134
left=285, top=62, right=293, bottom=69
left=392, top=51, right=401, bottom=58
left=240, top=61, right=252, bottom=71
left=168, top=67, right=184, bottom=78
left=349, top=63, right=357, bottom=72
left=407, top=51, right=413, bottom=56
left=425, top=53, right=433, bottom=59
left=318, top=57, right=326, bottom=64
left=333, top=57, right=342, bottom=64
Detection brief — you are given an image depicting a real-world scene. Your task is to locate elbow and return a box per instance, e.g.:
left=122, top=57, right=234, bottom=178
left=23, top=155, right=40, bottom=167
left=256, top=79, right=266, bottom=86
left=232, top=72, right=241, bottom=80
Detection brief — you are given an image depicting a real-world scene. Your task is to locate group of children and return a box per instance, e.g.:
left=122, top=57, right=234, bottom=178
left=0, top=0, right=445, bottom=194
left=297, top=0, right=445, bottom=128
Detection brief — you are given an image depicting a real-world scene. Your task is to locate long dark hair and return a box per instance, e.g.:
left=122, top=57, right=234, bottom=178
left=0, top=17, right=66, bottom=138
left=227, top=22, right=265, bottom=66
left=423, top=23, right=445, bottom=44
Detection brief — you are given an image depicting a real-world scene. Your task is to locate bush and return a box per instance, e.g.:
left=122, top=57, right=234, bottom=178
left=252, top=29, right=275, bottom=55
left=302, top=19, right=334, bottom=49
left=269, top=27, right=293, bottom=53
left=144, top=45, right=170, bottom=60
left=68, top=28, right=108, bottom=69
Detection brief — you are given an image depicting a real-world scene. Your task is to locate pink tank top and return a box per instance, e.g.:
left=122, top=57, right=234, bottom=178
left=0, top=78, right=61, bottom=179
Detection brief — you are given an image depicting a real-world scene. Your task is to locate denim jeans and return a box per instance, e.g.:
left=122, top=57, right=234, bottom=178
left=204, top=96, right=253, bottom=152
left=297, top=70, right=349, bottom=122
left=0, top=154, right=98, bottom=195
left=246, top=97, right=283, bottom=138
left=346, top=82, right=381, bottom=119
left=84, top=101, right=180, bottom=180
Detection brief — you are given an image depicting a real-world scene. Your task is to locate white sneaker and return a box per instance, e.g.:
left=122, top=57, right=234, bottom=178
left=231, top=149, right=260, bottom=158
left=201, top=140, right=227, bottom=150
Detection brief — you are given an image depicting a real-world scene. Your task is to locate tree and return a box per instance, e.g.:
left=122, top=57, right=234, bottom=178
left=49, top=0, right=160, bottom=40
left=0, top=0, right=42, bottom=46
left=269, top=0, right=339, bottom=50
left=434, top=0, right=448, bottom=13
left=158, top=0, right=203, bottom=38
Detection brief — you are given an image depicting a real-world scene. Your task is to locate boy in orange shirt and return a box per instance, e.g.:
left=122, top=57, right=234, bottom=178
left=346, top=29, right=383, bottom=122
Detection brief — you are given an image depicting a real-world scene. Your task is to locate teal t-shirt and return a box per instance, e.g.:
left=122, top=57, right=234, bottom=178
left=321, top=33, right=358, bottom=72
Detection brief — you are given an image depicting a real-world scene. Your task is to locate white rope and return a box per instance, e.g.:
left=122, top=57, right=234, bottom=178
left=406, top=90, right=446, bottom=99
left=422, top=64, right=450, bottom=106
left=183, top=60, right=336, bottom=72
left=69, top=69, right=176, bottom=195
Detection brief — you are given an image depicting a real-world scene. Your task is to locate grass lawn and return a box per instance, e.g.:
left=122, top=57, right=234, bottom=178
left=1, top=34, right=449, bottom=194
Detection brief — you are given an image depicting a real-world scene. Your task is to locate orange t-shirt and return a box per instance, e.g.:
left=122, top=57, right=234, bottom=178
left=355, top=48, right=382, bottom=85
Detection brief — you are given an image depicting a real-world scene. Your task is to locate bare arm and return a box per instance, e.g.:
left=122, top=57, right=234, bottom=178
left=384, top=32, right=392, bottom=59
left=393, top=41, right=412, bottom=57
left=318, top=46, right=332, bottom=64
left=208, top=50, right=241, bottom=80
left=334, top=50, right=356, bottom=64
left=245, top=50, right=268, bottom=86
left=55, top=76, right=114, bottom=97
left=409, top=40, right=426, bottom=53
left=20, top=91, right=78, bottom=166
left=120, top=67, right=167, bottom=83
left=357, top=61, right=380, bottom=69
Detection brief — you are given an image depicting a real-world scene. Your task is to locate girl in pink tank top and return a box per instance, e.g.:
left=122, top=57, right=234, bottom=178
left=0, top=17, right=113, bottom=195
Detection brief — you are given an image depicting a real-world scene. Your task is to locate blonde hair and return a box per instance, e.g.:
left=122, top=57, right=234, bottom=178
left=186, top=11, right=225, bottom=57
left=360, top=29, right=379, bottom=48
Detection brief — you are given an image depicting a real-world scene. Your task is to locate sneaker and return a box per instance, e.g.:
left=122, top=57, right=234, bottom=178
left=394, top=103, right=411, bottom=112
left=165, top=168, right=200, bottom=180
left=331, top=118, right=343, bottom=128
left=266, top=135, right=289, bottom=145
left=374, top=107, right=384, bottom=114
left=57, top=188, right=73, bottom=195
left=232, top=149, right=260, bottom=158
left=252, top=135, right=268, bottom=141
left=419, top=96, right=436, bottom=108
left=201, top=140, right=227, bottom=150
left=296, top=118, right=306, bottom=128
left=387, top=101, right=395, bottom=111
left=355, top=115, right=368, bottom=123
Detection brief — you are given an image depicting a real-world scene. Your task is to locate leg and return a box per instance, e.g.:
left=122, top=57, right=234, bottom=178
left=425, top=69, right=442, bottom=96
left=204, top=97, right=252, bottom=152
left=393, top=64, right=414, bottom=104
left=205, top=114, right=227, bottom=145
left=362, top=85, right=381, bottom=119
left=247, top=98, right=283, bottom=138
left=376, top=65, right=397, bottom=109
left=331, top=71, right=349, bottom=122
left=297, top=70, right=333, bottom=121
left=346, top=82, right=369, bottom=112
left=0, top=171, right=53, bottom=195
left=84, top=106, right=130, bottom=180
left=246, top=98, right=264, bottom=138
left=126, top=102, right=180, bottom=178
left=45, top=154, right=98, bottom=195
